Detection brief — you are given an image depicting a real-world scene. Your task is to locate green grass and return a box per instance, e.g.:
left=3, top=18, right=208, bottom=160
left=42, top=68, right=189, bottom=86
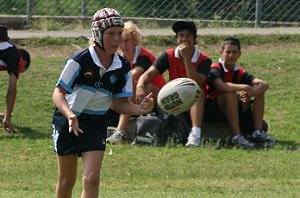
left=0, top=35, right=299, bottom=197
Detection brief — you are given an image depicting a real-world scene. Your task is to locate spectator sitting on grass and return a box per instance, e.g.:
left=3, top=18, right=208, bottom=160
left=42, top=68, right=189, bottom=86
left=205, top=36, right=277, bottom=149
left=107, top=21, right=166, bottom=144
left=135, top=20, right=212, bottom=147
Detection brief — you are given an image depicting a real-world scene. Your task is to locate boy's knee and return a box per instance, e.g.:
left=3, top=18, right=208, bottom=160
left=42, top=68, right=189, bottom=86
left=82, top=172, right=100, bottom=187
left=224, top=92, right=238, bottom=101
left=58, top=177, right=77, bottom=190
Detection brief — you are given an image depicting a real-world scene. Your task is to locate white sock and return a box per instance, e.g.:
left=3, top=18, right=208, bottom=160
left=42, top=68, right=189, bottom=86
left=191, top=127, right=201, bottom=138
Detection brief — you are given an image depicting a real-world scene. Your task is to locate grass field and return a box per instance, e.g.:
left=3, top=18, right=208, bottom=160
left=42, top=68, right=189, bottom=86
left=0, top=35, right=299, bottom=197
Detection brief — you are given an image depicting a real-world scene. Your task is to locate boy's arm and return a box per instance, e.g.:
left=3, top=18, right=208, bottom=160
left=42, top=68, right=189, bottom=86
left=3, top=73, right=18, bottom=133
left=251, top=78, right=269, bottom=95
left=132, top=67, right=145, bottom=83
left=136, top=66, right=160, bottom=103
left=112, top=93, right=154, bottom=115
left=52, top=86, right=83, bottom=136
left=213, top=79, right=254, bottom=96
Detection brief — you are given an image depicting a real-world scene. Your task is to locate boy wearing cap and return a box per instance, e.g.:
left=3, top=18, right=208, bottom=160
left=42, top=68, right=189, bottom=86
left=136, top=20, right=212, bottom=147
left=0, top=25, right=30, bottom=133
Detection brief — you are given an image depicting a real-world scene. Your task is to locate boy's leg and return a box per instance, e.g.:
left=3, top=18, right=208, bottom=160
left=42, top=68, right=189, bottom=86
left=81, top=151, right=104, bottom=198
left=217, top=92, right=255, bottom=149
left=185, top=94, right=204, bottom=147
left=117, top=114, right=131, bottom=132
left=190, top=94, right=204, bottom=130
left=56, top=154, right=78, bottom=198
left=252, top=93, right=265, bottom=130
left=217, top=92, right=240, bottom=135
left=251, top=93, right=277, bottom=145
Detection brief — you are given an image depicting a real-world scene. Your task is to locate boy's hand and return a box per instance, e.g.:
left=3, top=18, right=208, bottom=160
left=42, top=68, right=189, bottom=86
left=239, top=90, right=251, bottom=102
left=68, top=114, right=84, bottom=136
left=3, top=117, right=15, bottom=134
left=179, top=42, right=193, bottom=61
left=136, top=85, right=146, bottom=104
left=242, top=85, right=255, bottom=98
left=138, top=93, right=154, bottom=114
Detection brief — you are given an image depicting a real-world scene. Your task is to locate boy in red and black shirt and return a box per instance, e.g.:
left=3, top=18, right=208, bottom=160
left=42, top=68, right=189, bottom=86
left=0, top=25, right=30, bottom=133
left=136, top=21, right=212, bottom=147
left=205, top=37, right=276, bottom=148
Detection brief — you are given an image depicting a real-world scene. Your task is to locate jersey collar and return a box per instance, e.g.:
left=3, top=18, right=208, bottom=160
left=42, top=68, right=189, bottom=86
left=174, top=46, right=200, bottom=63
left=89, top=45, right=122, bottom=71
left=219, top=58, right=239, bottom=72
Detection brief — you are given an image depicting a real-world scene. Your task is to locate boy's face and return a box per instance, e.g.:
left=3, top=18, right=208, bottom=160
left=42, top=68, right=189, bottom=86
left=102, top=26, right=123, bottom=54
left=120, top=36, right=135, bottom=56
left=221, top=44, right=241, bottom=68
left=176, top=30, right=196, bottom=46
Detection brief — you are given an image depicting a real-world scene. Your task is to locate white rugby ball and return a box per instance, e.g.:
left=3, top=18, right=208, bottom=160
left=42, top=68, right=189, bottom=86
left=157, top=78, right=201, bottom=114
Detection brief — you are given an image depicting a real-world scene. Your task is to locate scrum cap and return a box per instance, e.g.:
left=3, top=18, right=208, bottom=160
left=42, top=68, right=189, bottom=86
left=91, top=8, right=124, bottom=48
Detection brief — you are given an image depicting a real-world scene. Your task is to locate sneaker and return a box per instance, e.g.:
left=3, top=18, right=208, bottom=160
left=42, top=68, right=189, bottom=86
left=185, top=133, right=200, bottom=147
left=231, top=134, right=255, bottom=149
left=252, top=130, right=277, bottom=147
left=106, top=129, right=124, bottom=144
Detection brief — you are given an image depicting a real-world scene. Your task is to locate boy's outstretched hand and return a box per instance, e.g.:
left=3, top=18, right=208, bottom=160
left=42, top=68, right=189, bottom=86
left=138, top=92, right=154, bottom=114
left=3, top=117, right=15, bottom=134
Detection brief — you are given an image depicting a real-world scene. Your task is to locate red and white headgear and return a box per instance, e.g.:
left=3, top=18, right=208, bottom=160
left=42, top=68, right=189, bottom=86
left=91, top=8, right=124, bottom=48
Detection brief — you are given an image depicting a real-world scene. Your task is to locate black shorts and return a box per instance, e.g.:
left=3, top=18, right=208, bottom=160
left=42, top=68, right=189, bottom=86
left=204, top=99, right=250, bottom=123
left=204, top=99, right=227, bottom=122
left=52, top=110, right=108, bottom=156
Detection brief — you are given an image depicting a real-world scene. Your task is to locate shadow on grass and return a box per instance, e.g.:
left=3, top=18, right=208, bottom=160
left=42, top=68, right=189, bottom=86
left=0, top=124, right=51, bottom=140
left=202, top=137, right=299, bottom=151
left=276, top=140, right=299, bottom=151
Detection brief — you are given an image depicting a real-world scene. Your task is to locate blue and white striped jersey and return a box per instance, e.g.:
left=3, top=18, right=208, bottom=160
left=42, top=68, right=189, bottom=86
left=56, top=46, right=133, bottom=116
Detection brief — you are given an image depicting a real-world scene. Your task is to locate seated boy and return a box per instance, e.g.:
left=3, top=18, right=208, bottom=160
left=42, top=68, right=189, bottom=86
left=205, top=37, right=276, bottom=149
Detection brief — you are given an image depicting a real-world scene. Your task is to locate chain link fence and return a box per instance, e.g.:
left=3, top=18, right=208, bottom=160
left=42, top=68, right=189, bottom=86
left=0, top=0, right=300, bottom=27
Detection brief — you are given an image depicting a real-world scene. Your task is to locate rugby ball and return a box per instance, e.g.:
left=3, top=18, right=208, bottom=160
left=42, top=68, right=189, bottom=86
left=157, top=78, right=201, bottom=114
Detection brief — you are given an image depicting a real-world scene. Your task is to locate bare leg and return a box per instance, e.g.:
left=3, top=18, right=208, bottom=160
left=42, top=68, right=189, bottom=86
left=217, top=92, right=240, bottom=135
left=117, top=114, right=131, bottom=132
left=190, top=93, right=205, bottom=128
left=185, top=93, right=205, bottom=147
left=252, top=93, right=265, bottom=131
left=56, top=154, right=78, bottom=198
left=81, top=151, right=104, bottom=198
